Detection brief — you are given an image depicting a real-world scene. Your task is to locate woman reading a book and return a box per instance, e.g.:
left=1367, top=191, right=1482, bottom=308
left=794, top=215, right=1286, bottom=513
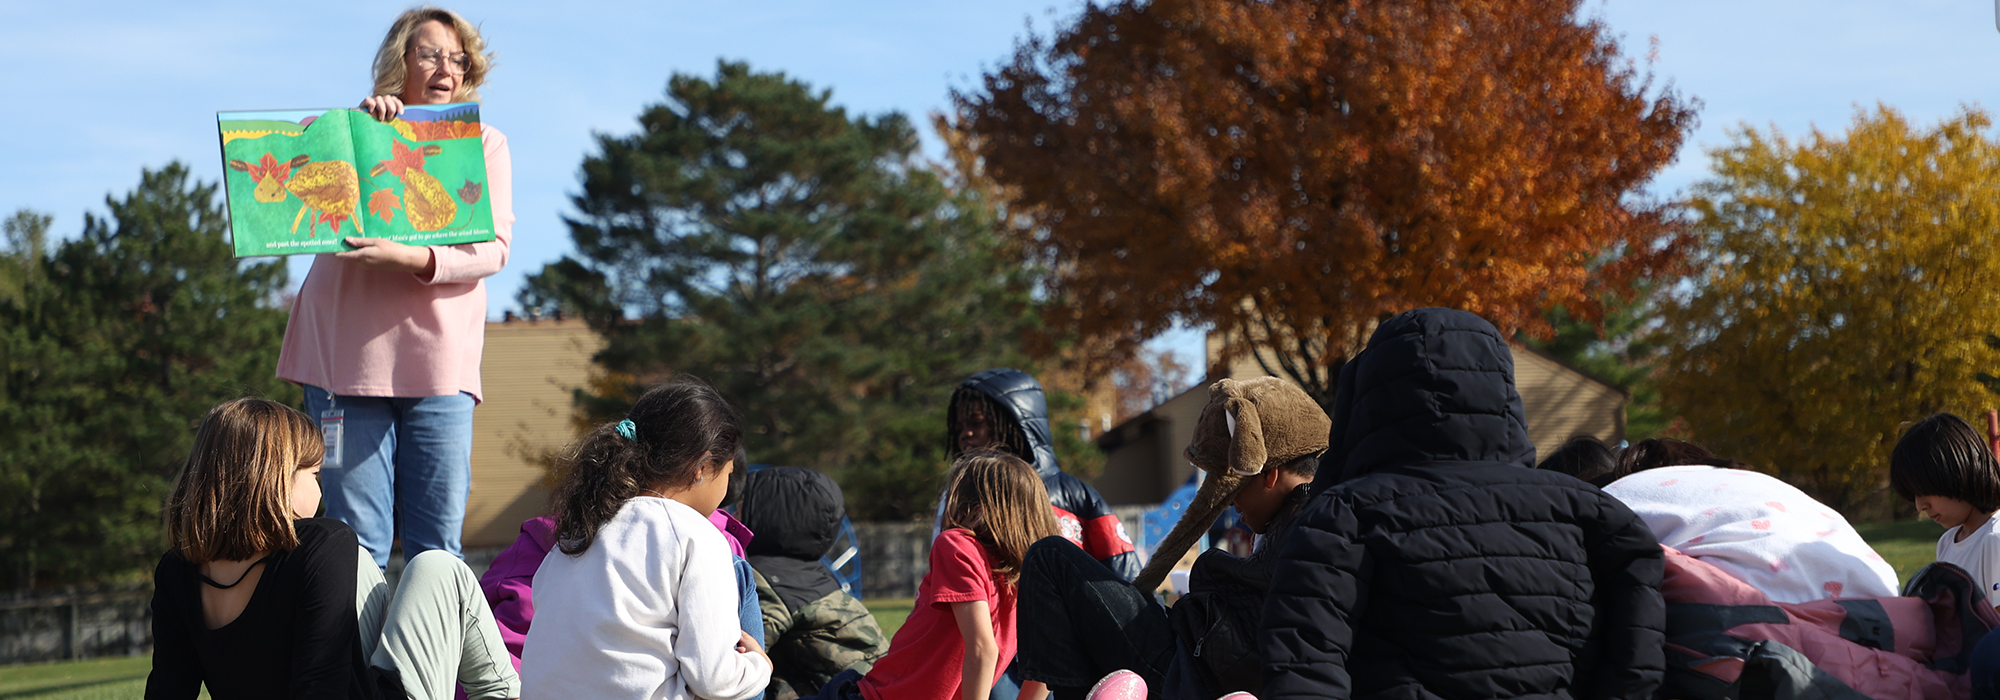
left=276, top=6, right=514, bottom=572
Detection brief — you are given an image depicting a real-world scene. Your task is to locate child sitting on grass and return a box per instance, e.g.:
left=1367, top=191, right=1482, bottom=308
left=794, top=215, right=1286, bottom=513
left=1261, top=308, right=1666, bottom=700
left=1892, top=412, right=2000, bottom=607
left=519, top=380, right=770, bottom=700
left=480, top=446, right=759, bottom=677
left=1011, top=376, right=1330, bottom=700
left=147, top=398, right=517, bottom=700
left=811, top=451, right=1057, bottom=700
left=737, top=467, right=889, bottom=699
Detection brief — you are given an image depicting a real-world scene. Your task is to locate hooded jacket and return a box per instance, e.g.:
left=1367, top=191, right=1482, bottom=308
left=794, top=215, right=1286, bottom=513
left=739, top=467, right=888, bottom=700
left=1259, top=308, right=1666, bottom=700
left=948, top=368, right=1140, bottom=581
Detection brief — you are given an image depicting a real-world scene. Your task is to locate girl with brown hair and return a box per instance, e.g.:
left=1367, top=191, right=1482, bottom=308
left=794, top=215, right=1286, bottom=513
left=145, top=398, right=517, bottom=700
left=809, top=450, right=1058, bottom=700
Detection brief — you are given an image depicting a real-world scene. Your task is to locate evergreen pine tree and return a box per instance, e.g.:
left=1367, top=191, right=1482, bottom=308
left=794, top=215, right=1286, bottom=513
left=521, top=62, right=1048, bottom=520
left=0, top=163, right=295, bottom=590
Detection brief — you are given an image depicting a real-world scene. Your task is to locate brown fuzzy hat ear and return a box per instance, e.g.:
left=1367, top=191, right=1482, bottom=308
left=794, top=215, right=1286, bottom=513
left=1224, top=395, right=1267, bottom=477
left=1185, top=379, right=1246, bottom=477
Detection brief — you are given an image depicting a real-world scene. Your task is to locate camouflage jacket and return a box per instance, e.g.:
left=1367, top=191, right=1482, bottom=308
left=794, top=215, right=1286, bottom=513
left=754, top=567, right=890, bottom=700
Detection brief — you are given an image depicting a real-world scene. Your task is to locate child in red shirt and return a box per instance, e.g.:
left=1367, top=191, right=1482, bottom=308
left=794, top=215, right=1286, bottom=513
left=813, top=451, right=1058, bottom=700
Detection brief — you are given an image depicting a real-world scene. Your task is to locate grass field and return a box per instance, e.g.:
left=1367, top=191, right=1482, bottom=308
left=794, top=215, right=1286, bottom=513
left=0, top=599, right=916, bottom=699
left=0, top=655, right=176, bottom=700
left=864, top=598, right=914, bottom=639
left=0, top=529, right=1941, bottom=699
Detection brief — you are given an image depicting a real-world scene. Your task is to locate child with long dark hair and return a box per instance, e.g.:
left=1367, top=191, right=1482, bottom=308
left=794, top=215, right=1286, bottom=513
left=146, top=398, right=517, bottom=700
left=519, top=380, right=770, bottom=700
left=813, top=451, right=1058, bottom=700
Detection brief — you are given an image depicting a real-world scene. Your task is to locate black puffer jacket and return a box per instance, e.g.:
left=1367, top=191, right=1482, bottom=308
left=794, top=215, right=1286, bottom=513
left=947, top=369, right=1140, bottom=581
left=1259, top=308, right=1665, bottom=700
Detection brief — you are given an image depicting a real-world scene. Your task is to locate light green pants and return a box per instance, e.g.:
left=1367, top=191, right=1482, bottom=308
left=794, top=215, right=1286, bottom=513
left=355, top=548, right=520, bottom=700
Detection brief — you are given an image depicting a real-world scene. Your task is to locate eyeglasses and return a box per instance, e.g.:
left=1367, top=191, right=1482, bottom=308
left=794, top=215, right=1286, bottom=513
left=412, top=47, right=470, bottom=76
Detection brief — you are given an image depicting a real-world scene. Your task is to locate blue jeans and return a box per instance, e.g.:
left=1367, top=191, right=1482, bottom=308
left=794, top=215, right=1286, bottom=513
left=735, top=555, right=765, bottom=700
left=993, top=662, right=1022, bottom=699
left=304, top=385, right=474, bottom=570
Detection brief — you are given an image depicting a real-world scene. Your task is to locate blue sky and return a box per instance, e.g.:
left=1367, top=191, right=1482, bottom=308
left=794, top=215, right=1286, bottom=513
left=3, top=0, right=1997, bottom=373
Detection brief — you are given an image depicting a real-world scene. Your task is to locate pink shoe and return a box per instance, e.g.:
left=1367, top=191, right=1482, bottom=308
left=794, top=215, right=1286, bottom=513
left=1216, top=694, right=1257, bottom=700
left=1085, top=669, right=1148, bottom=700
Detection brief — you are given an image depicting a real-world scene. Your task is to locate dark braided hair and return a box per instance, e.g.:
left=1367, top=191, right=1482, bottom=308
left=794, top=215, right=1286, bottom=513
left=550, top=379, right=741, bottom=555
left=946, top=386, right=1030, bottom=463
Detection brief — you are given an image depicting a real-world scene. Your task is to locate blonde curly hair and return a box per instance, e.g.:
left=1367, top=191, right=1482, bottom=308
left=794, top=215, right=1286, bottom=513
left=370, top=6, right=494, bottom=102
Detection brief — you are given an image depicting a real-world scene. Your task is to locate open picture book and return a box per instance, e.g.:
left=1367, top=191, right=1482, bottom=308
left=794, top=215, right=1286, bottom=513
left=216, top=102, right=495, bottom=257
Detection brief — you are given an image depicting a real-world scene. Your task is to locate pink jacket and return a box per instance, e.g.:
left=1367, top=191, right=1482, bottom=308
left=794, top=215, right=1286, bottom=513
left=478, top=510, right=754, bottom=669
left=277, top=124, right=514, bottom=402
left=1661, top=545, right=1971, bottom=698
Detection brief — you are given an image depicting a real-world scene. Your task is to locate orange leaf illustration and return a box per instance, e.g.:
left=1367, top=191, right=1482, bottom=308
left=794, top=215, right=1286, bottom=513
left=368, top=189, right=402, bottom=223
left=317, top=211, right=349, bottom=234
left=250, top=152, right=293, bottom=184
left=376, top=140, right=429, bottom=178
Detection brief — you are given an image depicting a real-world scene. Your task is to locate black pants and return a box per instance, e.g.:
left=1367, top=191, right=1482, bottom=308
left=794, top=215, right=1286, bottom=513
left=1016, top=536, right=1175, bottom=700
left=809, top=668, right=867, bottom=700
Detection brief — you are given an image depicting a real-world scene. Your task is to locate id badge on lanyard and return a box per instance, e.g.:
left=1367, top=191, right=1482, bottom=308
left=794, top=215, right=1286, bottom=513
left=320, top=397, right=344, bottom=469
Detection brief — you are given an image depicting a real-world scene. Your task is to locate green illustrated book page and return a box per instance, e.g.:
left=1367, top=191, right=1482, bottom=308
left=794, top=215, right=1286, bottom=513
left=217, top=102, right=495, bottom=257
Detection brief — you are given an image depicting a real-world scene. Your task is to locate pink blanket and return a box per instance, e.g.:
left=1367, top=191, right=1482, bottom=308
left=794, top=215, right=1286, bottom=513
left=1661, top=545, right=1966, bottom=699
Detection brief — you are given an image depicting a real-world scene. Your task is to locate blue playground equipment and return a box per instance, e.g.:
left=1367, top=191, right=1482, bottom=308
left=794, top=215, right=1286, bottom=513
left=1139, top=474, right=1200, bottom=558
left=820, top=516, right=863, bottom=599
left=740, top=464, right=864, bottom=599
left=1135, top=472, right=1249, bottom=564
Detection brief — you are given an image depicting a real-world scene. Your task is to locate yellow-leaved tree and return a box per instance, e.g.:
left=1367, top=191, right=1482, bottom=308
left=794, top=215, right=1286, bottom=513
left=1659, top=106, right=2000, bottom=514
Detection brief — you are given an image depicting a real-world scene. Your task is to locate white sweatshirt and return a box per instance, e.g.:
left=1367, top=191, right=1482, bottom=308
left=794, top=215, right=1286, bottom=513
left=1604, top=465, right=1899, bottom=603
left=521, top=496, right=771, bottom=700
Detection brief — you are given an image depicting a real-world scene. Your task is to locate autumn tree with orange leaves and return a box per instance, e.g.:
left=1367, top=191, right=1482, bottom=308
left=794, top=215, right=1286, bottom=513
left=954, top=0, right=1698, bottom=406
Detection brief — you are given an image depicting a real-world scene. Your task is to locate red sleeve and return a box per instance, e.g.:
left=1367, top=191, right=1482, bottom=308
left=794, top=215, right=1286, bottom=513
left=927, top=529, right=996, bottom=605
left=1082, top=513, right=1136, bottom=561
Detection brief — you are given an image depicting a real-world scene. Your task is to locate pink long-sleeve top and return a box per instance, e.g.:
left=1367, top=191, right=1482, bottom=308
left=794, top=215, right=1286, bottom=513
left=276, top=124, right=514, bottom=402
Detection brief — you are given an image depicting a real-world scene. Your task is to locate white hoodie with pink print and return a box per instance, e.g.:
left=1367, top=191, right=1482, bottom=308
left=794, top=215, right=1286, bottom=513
left=1604, top=464, right=1899, bottom=603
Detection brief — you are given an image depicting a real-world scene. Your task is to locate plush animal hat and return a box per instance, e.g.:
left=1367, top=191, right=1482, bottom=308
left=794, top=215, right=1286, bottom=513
left=1132, top=376, right=1332, bottom=593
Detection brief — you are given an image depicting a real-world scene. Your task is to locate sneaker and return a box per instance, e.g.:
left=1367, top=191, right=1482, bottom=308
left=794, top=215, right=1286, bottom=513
left=1085, top=669, right=1147, bottom=700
